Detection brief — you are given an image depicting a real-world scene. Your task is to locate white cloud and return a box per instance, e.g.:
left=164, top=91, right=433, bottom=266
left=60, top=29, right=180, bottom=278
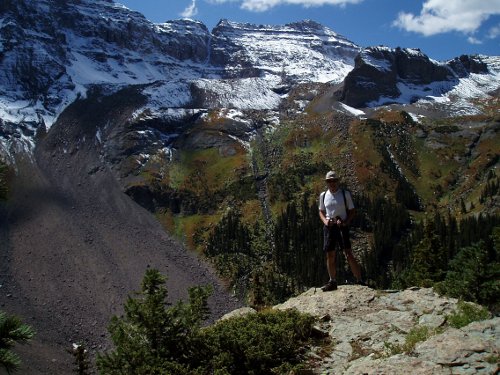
left=206, top=0, right=239, bottom=3
left=208, top=0, right=363, bottom=12
left=181, top=0, right=198, bottom=18
left=393, top=0, right=500, bottom=36
left=488, top=23, right=500, bottom=38
left=467, top=36, right=483, bottom=45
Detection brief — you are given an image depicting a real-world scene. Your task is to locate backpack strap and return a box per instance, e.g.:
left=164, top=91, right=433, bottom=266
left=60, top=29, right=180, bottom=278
left=342, top=189, right=347, bottom=213
left=324, top=189, right=348, bottom=212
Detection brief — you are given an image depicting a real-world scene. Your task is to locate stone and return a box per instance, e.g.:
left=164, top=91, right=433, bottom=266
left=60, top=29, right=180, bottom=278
left=219, top=306, right=256, bottom=320
left=268, top=285, right=496, bottom=374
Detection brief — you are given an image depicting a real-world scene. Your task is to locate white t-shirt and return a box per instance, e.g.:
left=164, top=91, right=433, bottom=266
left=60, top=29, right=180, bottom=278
left=319, top=189, right=354, bottom=221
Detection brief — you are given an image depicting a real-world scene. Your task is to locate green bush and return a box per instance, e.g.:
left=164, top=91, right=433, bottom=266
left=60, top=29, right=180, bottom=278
left=446, top=301, right=490, bottom=329
left=383, top=325, right=441, bottom=356
left=202, top=309, right=316, bottom=375
left=97, top=269, right=319, bottom=374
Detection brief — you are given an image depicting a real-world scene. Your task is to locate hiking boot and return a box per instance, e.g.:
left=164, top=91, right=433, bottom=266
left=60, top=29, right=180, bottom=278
left=321, top=280, right=337, bottom=292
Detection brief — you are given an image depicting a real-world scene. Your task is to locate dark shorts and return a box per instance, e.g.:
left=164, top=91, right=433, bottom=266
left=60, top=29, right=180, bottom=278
left=323, top=225, right=351, bottom=252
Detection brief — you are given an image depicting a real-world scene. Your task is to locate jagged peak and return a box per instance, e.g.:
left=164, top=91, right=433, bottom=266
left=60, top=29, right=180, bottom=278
left=211, top=18, right=358, bottom=51
left=215, top=18, right=341, bottom=35
left=157, top=18, right=209, bottom=35
left=285, top=19, right=328, bottom=32
left=362, top=46, right=427, bottom=58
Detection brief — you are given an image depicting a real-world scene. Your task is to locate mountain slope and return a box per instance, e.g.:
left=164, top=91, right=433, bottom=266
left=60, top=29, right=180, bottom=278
left=0, top=87, right=242, bottom=374
left=338, top=47, right=500, bottom=117
left=0, top=0, right=362, bottom=160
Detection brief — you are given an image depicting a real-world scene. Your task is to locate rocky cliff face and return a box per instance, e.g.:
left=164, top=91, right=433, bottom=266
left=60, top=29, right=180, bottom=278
left=210, top=19, right=360, bottom=81
left=1, top=0, right=499, bottom=162
left=0, top=0, right=363, bottom=159
left=339, top=46, right=495, bottom=108
left=225, top=286, right=499, bottom=374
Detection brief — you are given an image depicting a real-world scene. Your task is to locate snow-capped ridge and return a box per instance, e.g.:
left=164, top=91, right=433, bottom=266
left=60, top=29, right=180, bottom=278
left=1, top=0, right=499, bottom=160
left=340, top=46, right=499, bottom=110
left=0, top=0, right=361, bottom=156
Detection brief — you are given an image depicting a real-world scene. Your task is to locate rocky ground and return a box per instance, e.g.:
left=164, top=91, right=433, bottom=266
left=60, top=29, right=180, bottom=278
left=225, top=286, right=498, bottom=374
left=0, top=112, right=242, bottom=374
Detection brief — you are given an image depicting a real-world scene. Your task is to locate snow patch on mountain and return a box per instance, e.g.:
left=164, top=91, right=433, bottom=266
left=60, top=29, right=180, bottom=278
left=141, top=81, right=194, bottom=111
left=339, top=103, right=366, bottom=116
left=193, top=77, right=282, bottom=110
left=214, top=19, right=359, bottom=84
left=366, top=54, right=500, bottom=113
left=1, top=0, right=499, bottom=161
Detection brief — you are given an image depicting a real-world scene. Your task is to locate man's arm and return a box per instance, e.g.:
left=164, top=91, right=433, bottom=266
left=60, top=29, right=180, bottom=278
left=319, top=209, right=329, bottom=226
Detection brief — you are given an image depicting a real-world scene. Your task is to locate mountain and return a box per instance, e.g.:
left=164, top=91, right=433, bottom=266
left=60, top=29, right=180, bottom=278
left=0, top=1, right=499, bottom=373
left=0, top=0, right=361, bottom=160
left=338, top=46, right=499, bottom=114
left=2, top=0, right=497, bottom=161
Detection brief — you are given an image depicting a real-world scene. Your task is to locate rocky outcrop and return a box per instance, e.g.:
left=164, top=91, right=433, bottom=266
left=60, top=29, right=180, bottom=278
left=339, top=47, right=494, bottom=108
left=225, top=286, right=498, bottom=374
left=339, top=47, right=456, bottom=107
left=447, top=55, right=489, bottom=78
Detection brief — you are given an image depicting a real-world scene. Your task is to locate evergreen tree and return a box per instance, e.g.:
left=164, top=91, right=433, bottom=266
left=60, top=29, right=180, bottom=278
left=97, top=270, right=319, bottom=374
left=435, top=227, right=500, bottom=309
left=96, top=269, right=212, bottom=374
left=0, top=311, right=35, bottom=374
left=395, top=214, right=500, bottom=299
left=435, top=242, right=498, bottom=305
left=362, top=195, right=411, bottom=286
left=395, top=217, right=448, bottom=288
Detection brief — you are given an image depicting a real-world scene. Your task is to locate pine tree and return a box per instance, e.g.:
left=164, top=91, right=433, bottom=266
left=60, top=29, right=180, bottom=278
left=0, top=311, right=35, bottom=374
left=435, top=237, right=499, bottom=308
left=397, top=217, right=448, bottom=288
left=96, top=269, right=212, bottom=374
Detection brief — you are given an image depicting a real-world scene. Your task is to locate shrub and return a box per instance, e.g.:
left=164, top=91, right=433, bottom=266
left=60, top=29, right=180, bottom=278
left=446, top=301, right=490, bottom=329
left=97, top=270, right=319, bottom=374
left=202, top=309, right=316, bottom=375
left=96, top=269, right=212, bottom=374
left=383, top=325, right=441, bottom=356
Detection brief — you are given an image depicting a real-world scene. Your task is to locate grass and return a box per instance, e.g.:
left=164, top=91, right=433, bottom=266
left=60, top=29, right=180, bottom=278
left=383, top=301, right=491, bottom=358
left=446, top=301, right=491, bottom=329
left=241, top=199, right=264, bottom=224
left=383, top=325, right=443, bottom=356
left=156, top=211, right=222, bottom=252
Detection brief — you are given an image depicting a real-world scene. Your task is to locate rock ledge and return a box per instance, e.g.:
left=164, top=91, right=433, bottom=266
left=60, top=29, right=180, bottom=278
left=225, top=286, right=498, bottom=374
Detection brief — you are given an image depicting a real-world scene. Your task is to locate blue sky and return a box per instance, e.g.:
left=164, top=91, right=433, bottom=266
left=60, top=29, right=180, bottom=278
left=117, top=0, right=500, bottom=61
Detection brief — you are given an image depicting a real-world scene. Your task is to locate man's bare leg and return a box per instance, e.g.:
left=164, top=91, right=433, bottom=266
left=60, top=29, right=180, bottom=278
left=344, top=248, right=362, bottom=282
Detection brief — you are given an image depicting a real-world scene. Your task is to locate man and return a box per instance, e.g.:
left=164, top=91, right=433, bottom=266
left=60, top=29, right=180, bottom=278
left=318, top=170, right=363, bottom=291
